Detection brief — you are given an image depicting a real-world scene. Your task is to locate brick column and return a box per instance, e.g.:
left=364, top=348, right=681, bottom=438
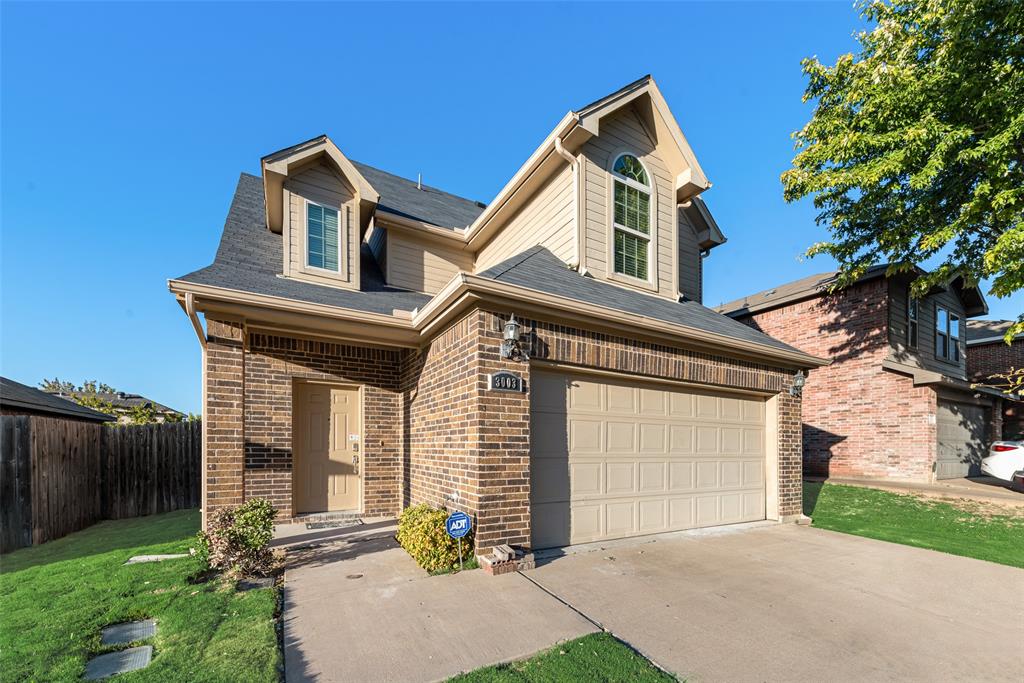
left=474, top=310, right=531, bottom=552
left=204, top=319, right=245, bottom=521
left=776, top=383, right=804, bottom=517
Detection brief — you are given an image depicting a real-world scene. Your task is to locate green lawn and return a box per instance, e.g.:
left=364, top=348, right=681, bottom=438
left=449, top=633, right=674, bottom=682
left=804, top=482, right=1024, bottom=568
left=0, top=510, right=279, bottom=682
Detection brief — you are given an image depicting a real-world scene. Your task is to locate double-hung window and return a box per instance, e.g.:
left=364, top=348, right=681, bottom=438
left=935, top=305, right=960, bottom=362
left=307, top=202, right=340, bottom=272
left=611, top=154, right=651, bottom=281
left=907, top=294, right=919, bottom=348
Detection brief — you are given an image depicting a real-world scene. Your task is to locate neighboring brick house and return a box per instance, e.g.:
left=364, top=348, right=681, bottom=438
left=718, top=268, right=1006, bottom=482
left=967, top=319, right=1024, bottom=440
left=169, top=76, right=827, bottom=555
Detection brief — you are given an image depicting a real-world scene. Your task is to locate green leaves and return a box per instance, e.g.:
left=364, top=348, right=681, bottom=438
left=784, top=0, right=1024, bottom=337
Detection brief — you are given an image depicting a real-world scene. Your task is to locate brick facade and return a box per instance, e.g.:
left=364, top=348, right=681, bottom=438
left=736, top=279, right=941, bottom=481
left=202, top=305, right=805, bottom=552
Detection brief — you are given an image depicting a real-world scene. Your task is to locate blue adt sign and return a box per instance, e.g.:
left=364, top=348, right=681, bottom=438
left=445, top=510, right=472, bottom=539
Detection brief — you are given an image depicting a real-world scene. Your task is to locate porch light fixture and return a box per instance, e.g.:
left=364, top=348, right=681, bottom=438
left=790, top=370, right=806, bottom=397
left=499, top=314, right=529, bottom=361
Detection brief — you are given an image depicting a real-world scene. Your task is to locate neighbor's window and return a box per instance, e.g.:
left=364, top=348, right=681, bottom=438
left=907, top=294, right=919, bottom=348
left=611, top=154, right=651, bottom=281
left=307, top=202, right=340, bottom=272
left=935, top=305, right=960, bottom=362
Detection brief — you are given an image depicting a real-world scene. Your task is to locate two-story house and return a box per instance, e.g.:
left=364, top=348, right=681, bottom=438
left=718, top=266, right=1004, bottom=482
left=169, top=76, right=827, bottom=555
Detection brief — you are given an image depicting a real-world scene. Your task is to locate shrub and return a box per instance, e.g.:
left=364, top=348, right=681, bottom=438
left=396, top=504, right=474, bottom=573
left=195, top=498, right=278, bottom=576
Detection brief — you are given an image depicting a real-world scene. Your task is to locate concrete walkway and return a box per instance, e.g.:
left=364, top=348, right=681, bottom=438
left=814, top=475, right=1024, bottom=508
left=276, top=521, right=595, bottom=683
left=527, top=524, right=1024, bottom=682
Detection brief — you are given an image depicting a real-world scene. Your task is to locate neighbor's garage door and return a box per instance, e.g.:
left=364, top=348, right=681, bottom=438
left=530, top=370, right=766, bottom=549
left=936, top=400, right=988, bottom=479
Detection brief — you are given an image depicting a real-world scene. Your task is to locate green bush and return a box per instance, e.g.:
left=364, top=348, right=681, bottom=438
left=396, top=504, right=474, bottom=573
left=195, top=498, right=278, bottom=576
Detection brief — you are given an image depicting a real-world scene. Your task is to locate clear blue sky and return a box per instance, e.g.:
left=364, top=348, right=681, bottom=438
left=2, top=2, right=1020, bottom=414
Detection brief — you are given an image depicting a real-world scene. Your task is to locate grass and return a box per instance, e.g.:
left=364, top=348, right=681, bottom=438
left=804, top=482, right=1024, bottom=568
left=428, top=554, right=480, bottom=576
left=449, top=632, right=675, bottom=682
left=0, top=510, right=280, bottom=682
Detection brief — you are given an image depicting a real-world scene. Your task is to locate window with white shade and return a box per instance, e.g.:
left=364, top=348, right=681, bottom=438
left=611, top=154, right=651, bottom=281
left=307, top=202, right=340, bottom=272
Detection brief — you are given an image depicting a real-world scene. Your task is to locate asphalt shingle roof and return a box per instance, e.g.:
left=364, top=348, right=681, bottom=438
left=1, top=377, right=114, bottom=422
left=352, top=161, right=486, bottom=229
left=477, top=247, right=805, bottom=356
left=966, top=319, right=1021, bottom=343
left=715, top=265, right=891, bottom=317
left=48, top=391, right=182, bottom=416
left=175, top=174, right=433, bottom=315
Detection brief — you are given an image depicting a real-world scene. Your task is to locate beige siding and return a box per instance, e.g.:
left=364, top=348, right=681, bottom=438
left=475, top=163, right=576, bottom=272
left=677, top=208, right=701, bottom=302
left=581, top=106, right=676, bottom=299
left=888, top=279, right=967, bottom=379
left=284, top=160, right=359, bottom=289
left=386, top=232, right=473, bottom=294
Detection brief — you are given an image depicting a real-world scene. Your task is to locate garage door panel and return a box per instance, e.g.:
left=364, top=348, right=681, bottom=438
left=606, top=421, right=636, bottom=452
left=606, top=462, right=635, bottom=495
left=639, top=423, right=666, bottom=452
left=569, top=418, right=603, bottom=452
left=936, top=401, right=987, bottom=479
left=531, top=372, right=569, bottom=411
left=639, top=462, right=666, bottom=492
left=531, top=370, right=767, bottom=549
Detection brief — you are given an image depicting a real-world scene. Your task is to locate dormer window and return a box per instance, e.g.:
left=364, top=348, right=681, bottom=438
left=306, top=201, right=340, bottom=272
left=611, top=154, right=651, bottom=281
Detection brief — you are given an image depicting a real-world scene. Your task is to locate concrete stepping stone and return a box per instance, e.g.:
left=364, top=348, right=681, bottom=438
left=83, top=646, right=152, bottom=680
left=238, top=577, right=275, bottom=591
left=124, top=554, right=188, bottom=565
left=101, top=619, right=156, bottom=645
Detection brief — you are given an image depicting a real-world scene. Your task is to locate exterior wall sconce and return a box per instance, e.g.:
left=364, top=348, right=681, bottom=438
left=499, top=314, right=529, bottom=361
left=790, top=370, right=806, bottom=397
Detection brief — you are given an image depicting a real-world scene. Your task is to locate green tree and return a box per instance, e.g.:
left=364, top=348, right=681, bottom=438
left=39, top=378, right=77, bottom=393
left=783, top=0, right=1024, bottom=342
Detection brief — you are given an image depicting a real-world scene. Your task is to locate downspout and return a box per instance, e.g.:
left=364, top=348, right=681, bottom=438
left=554, top=136, right=581, bottom=270
left=184, top=293, right=209, bottom=529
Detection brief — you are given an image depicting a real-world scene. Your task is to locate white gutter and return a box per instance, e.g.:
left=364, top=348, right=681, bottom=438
left=553, top=136, right=580, bottom=268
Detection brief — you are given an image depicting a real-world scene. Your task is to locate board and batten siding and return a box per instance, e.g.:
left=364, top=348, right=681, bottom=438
left=580, top=106, right=678, bottom=300
left=283, top=160, right=359, bottom=290
left=386, top=232, right=473, bottom=294
left=475, top=162, right=576, bottom=272
left=888, top=278, right=968, bottom=379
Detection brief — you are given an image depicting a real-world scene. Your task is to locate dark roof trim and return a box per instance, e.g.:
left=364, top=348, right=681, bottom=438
left=1, top=377, right=114, bottom=422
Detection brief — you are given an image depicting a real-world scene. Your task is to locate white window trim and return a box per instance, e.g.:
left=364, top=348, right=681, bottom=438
left=607, top=152, right=656, bottom=288
left=304, top=198, right=343, bottom=275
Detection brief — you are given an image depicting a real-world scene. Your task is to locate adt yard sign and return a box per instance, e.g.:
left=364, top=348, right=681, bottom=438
left=445, top=510, right=472, bottom=538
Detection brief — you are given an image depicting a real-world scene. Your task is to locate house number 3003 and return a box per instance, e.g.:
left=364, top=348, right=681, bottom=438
left=488, top=372, right=524, bottom=392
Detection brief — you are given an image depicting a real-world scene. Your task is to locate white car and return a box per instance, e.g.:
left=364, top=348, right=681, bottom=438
left=981, top=441, right=1024, bottom=482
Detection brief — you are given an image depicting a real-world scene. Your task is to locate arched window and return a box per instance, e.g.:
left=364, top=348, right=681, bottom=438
left=611, top=154, right=651, bottom=280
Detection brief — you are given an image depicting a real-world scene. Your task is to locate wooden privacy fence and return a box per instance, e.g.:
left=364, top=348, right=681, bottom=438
left=0, top=417, right=201, bottom=553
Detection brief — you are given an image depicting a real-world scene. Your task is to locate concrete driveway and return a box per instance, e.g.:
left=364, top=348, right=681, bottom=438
left=528, top=523, right=1024, bottom=682
left=276, top=520, right=595, bottom=682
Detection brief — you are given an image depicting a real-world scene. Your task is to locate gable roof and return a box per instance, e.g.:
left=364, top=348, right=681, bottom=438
left=175, top=174, right=433, bottom=315
left=477, top=246, right=806, bottom=357
left=967, top=319, right=1023, bottom=344
left=1, top=377, right=114, bottom=423
left=47, top=390, right=183, bottom=416
left=716, top=265, right=987, bottom=318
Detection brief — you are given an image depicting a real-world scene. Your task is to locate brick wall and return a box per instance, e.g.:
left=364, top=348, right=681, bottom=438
left=968, top=338, right=1024, bottom=383
left=205, top=319, right=246, bottom=515
left=737, top=279, right=938, bottom=481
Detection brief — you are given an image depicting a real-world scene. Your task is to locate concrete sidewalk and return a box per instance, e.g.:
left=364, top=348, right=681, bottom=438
left=527, top=523, right=1024, bottom=682
left=279, top=521, right=595, bottom=682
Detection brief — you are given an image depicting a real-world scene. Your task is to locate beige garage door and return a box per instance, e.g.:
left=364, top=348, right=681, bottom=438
left=936, top=400, right=988, bottom=479
left=530, top=370, right=766, bottom=549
